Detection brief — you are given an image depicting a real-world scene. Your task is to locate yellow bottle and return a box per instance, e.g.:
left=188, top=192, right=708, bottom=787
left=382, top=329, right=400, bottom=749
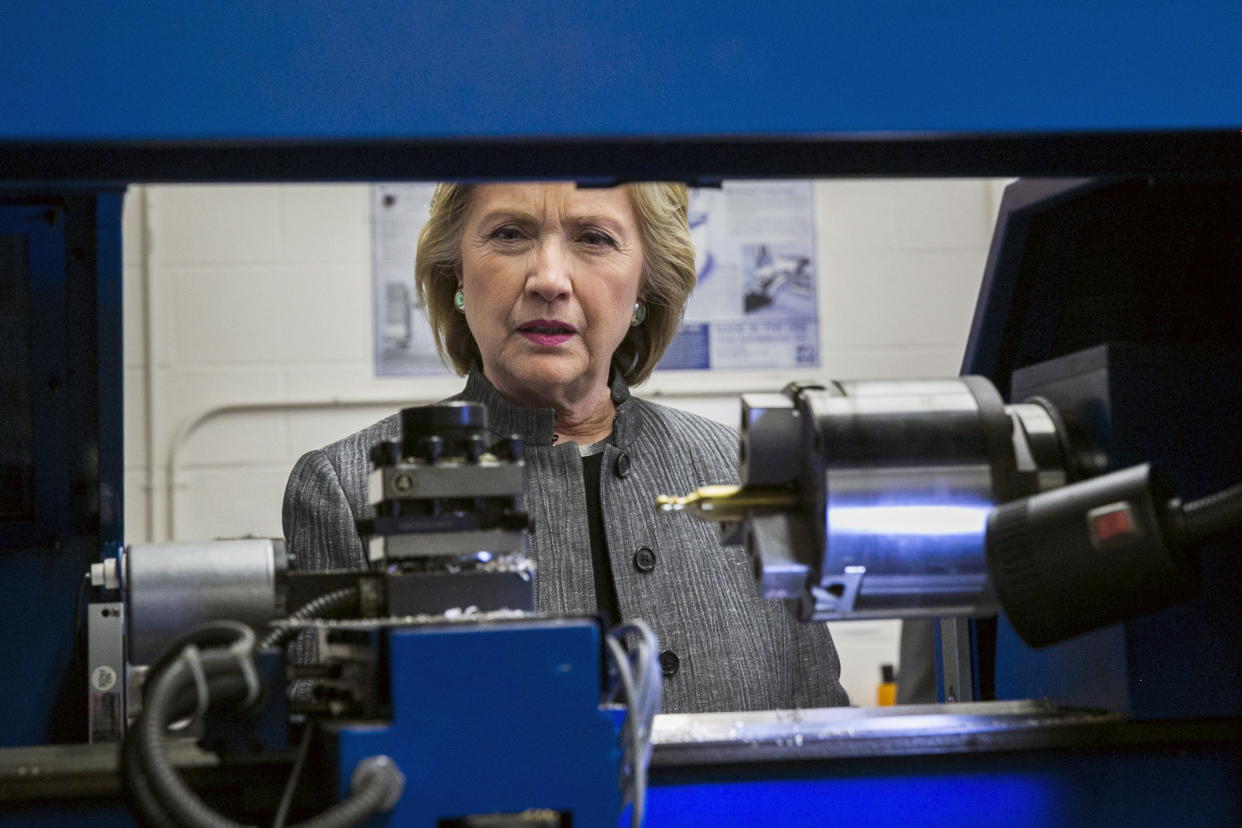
left=876, top=664, right=897, bottom=706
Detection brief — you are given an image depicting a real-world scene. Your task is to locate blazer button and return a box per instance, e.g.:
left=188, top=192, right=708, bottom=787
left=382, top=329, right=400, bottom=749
left=633, top=546, right=657, bottom=573
left=614, top=452, right=632, bottom=479
left=659, top=650, right=680, bottom=677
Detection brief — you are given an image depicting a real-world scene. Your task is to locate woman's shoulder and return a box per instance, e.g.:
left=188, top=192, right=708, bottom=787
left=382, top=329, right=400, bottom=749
left=627, top=397, right=739, bottom=480
left=630, top=397, right=737, bottom=443
left=291, top=412, right=402, bottom=491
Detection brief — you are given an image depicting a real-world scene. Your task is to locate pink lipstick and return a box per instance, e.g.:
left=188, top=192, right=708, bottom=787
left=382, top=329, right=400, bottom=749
left=517, top=319, right=576, bottom=347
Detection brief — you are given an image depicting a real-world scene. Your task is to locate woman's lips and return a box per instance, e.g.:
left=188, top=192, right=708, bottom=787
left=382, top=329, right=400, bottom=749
left=518, top=320, right=575, bottom=347
left=519, top=330, right=574, bottom=347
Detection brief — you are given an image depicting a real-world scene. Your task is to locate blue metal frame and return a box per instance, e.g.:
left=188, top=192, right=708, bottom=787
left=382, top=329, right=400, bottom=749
left=0, top=205, right=66, bottom=550
left=3, top=5, right=1242, bottom=182
left=3, top=3, right=1242, bottom=140
left=0, top=193, right=125, bottom=747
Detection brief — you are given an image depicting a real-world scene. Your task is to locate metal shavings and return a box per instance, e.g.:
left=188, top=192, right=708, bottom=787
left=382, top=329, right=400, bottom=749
left=459, top=554, right=535, bottom=573
left=273, top=608, right=537, bottom=631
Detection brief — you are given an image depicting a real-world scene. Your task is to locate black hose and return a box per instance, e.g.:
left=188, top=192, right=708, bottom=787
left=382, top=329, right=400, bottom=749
left=121, top=623, right=261, bottom=824
left=120, top=716, right=176, bottom=828
left=122, top=625, right=402, bottom=828
left=1180, top=481, right=1242, bottom=546
left=136, top=655, right=257, bottom=828
left=261, top=587, right=360, bottom=650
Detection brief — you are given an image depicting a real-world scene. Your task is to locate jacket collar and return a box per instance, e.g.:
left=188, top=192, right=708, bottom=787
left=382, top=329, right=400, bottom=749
left=456, top=370, right=637, bottom=449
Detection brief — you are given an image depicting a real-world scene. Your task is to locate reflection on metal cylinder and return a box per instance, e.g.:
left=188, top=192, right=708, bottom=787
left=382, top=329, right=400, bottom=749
left=125, top=538, right=287, bottom=664
left=731, top=378, right=1071, bottom=622
left=799, top=378, right=1013, bottom=620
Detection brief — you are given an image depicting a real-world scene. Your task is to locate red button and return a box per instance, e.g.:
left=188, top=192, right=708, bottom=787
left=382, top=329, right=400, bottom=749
left=1089, top=502, right=1137, bottom=547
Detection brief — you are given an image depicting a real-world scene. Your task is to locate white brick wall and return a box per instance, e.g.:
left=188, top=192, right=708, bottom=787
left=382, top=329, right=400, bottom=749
left=122, top=178, right=1010, bottom=705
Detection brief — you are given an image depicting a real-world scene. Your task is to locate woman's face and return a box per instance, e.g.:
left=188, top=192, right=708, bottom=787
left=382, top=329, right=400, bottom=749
left=459, top=183, right=644, bottom=405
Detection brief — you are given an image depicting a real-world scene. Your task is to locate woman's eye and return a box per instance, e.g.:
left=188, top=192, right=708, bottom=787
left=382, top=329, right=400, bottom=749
left=489, top=226, right=525, bottom=242
left=580, top=230, right=615, bottom=247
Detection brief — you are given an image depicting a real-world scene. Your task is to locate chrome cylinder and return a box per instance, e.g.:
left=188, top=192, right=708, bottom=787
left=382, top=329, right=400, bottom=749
left=125, top=538, right=287, bottom=664
left=805, top=379, right=1009, bottom=619
left=740, top=377, right=1069, bottom=622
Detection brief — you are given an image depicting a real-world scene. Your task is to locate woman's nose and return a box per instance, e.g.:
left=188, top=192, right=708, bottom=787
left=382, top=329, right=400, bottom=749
left=526, top=239, right=573, bottom=302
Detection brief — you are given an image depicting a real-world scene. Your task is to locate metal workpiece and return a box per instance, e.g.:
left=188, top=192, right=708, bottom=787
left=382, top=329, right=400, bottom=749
left=124, top=538, right=288, bottom=665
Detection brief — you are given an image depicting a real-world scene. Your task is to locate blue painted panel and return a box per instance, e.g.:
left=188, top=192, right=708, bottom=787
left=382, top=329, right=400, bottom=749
left=1, top=2, right=1241, bottom=140
left=645, top=751, right=1242, bottom=827
left=0, top=194, right=124, bottom=746
left=331, top=620, right=622, bottom=826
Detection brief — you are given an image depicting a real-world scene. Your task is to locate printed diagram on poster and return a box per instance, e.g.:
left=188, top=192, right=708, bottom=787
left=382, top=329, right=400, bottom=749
left=372, top=181, right=820, bottom=376
left=660, top=180, right=820, bottom=371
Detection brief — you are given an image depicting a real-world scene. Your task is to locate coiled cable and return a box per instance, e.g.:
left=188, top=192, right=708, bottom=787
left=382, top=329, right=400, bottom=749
left=120, top=620, right=403, bottom=828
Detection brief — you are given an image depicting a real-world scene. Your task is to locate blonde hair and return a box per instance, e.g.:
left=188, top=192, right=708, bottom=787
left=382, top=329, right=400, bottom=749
left=414, top=182, right=696, bottom=386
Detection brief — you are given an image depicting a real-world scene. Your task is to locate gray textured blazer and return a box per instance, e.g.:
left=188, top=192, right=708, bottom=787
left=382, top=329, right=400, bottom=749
left=283, top=371, right=848, bottom=713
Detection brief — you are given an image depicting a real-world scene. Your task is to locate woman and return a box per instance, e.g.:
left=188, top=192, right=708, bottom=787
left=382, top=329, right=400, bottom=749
left=283, top=182, right=848, bottom=713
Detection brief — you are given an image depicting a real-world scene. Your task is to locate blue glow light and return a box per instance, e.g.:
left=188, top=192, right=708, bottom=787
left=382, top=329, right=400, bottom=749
left=829, top=505, right=990, bottom=537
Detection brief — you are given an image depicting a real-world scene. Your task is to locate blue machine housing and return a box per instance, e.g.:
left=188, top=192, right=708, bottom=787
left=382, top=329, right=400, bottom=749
left=325, top=619, right=624, bottom=827
left=963, top=178, right=1242, bottom=717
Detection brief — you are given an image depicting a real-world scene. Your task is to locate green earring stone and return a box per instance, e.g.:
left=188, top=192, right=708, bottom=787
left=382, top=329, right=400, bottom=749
left=631, top=302, right=647, bottom=326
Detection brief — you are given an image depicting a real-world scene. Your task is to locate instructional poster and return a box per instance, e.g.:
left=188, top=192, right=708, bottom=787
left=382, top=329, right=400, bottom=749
left=661, top=180, right=820, bottom=370
left=372, top=180, right=820, bottom=376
